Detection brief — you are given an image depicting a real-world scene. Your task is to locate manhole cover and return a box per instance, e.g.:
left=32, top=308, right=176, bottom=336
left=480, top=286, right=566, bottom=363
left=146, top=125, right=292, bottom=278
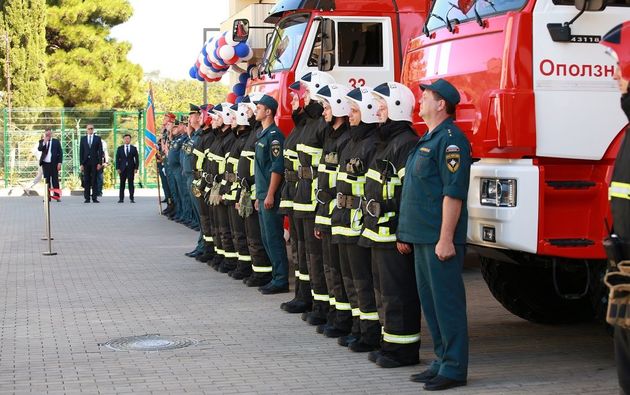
left=102, top=334, right=198, bottom=351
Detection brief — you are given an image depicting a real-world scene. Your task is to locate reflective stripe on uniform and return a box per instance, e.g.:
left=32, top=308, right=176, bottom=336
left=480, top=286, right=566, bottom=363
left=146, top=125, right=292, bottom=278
left=252, top=264, right=273, bottom=273
left=366, top=168, right=381, bottom=182
left=193, top=148, right=205, bottom=169
left=360, top=311, right=379, bottom=321
left=361, top=227, right=397, bottom=243
left=398, top=167, right=406, bottom=179
left=352, top=307, right=361, bottom=317
left=332, top=225, right=361, bottom=237
left=311, top=290, right=330, bottom=302
left=223, top=251, right=238, bottom=259
left=296, top=144, right=323, bottom=165
left=337, top=172, right=366, bottom=196
left=280, top=200, right=294, bottom=208
left=216, top=248, right=225, bottom=256
left=329, top=297, right=336, bottom=306
left=298, top=272, right=311, bottom=281
left=203, top=235, right=213, bottom=242
left=295, top=270, right=300, bottom=277
left=237, top=253, right=252, bottom=262
left=293, top=201, right=317, bottom=211
left=610, top=181, right=630, bottom=200
left=336, top=301, right=351, bottom=311
left=315, top=215, right=331, bottom=226
left=383, top=331, right=421, bottom=345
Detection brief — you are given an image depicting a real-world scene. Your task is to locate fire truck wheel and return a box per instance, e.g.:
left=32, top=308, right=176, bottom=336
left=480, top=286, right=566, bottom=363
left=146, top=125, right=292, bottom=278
left=480, top=257, right=596, bottom=324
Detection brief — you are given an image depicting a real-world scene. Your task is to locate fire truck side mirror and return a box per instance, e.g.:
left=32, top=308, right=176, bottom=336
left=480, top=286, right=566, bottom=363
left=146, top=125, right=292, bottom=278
left=232, top=19, right=250, bottom=43
left=321, top=19, right=335, bottom=53
left=574, top=0, right=606, bottom=11
left=457, top=0, right=475, bottom=15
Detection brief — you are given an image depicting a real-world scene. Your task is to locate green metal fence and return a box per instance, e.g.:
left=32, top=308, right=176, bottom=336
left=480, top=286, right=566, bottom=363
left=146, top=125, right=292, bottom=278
left=0, top=108, right=184, bottom=189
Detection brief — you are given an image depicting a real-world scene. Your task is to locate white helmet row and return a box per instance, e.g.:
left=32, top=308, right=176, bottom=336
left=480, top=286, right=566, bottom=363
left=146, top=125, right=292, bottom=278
left=241, top=92, right=263, bottom=112
left=346, top=86, right=380, bottom=124
left=313, top=84, right=351, bottom=117
left=372, top=82, right=415, bottom=122
left=292, top=71, right=336, bottom=98
left=229, top=103, right=250, bottom=126
left=212, top=102, right=233, bottom=124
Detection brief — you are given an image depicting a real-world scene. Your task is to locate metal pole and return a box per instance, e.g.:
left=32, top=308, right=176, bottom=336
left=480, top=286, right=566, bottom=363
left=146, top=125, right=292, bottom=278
left=202, top=28, right=220, bottom=104
left=42, top=182, right=57, bottom=256
left=3, top=108, right=8, bottom=188
left=4, top=31, right=11, bottom=133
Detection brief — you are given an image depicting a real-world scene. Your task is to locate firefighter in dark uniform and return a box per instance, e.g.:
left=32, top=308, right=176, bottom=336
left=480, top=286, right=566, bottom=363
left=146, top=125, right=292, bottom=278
left=602, top=23, right=630, bottom=395
left=207, top=103, right=238, bottom=273
left=187, top=104, right=215, bottom=260
left=236, top=95, right=273, bottom=287
left=178, top=121, right=195, bottom=228
left=312, top=83, right=353, bottom=338
left=182, top=111, right=201, bottom=232
left=360, top=81, right=421, bottom=368
left=224, top=104, right=253, bottom=280
left=292, top=72, right=336, bottom=326
left=163, top=121, right=179, bottom=220
left=168, top=123, right=186, bottom=222
left=253, top=94, right=290, bottom=294
left=331, top=86, right=381, bottom=352
left=398, top=78, right=470, bottom=391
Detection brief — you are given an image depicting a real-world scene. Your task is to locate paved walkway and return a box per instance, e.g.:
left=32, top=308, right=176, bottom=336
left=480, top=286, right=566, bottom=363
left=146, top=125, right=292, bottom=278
left=0, top=196, right=619, bottom=394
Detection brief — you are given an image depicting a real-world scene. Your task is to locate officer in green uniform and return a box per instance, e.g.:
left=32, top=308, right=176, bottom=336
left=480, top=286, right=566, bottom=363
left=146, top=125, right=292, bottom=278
left=182, top=109, right=201, bottom=231
left=254, top=94, right=290, bottom=294
left=179, top=122, right=196, bottom=228
left=167, top=124, right=185, bottom=222
left=397, top=78, right=470, bottom=391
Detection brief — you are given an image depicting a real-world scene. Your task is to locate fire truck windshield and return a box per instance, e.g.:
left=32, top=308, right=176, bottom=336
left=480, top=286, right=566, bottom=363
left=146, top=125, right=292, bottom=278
left=261, top=13, right=310, bottom=73
left=426, top=0, right=527, bottom=32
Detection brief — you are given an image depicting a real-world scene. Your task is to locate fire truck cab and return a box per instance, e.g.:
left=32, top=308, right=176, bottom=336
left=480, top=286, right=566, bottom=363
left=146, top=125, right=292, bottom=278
left=234, top=0, right=427, bottom=133
left=402, top=0, right=630, bottom=323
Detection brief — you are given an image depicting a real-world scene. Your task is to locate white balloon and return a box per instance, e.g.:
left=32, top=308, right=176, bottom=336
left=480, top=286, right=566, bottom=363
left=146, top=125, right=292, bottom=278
left=219, top=45, right=235, bottom=61
left=225, top=32, right=238, bottom=47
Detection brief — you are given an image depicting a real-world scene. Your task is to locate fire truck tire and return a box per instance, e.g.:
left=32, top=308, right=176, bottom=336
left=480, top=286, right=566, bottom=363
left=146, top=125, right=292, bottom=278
left=480, top=257, right=595, bottom=324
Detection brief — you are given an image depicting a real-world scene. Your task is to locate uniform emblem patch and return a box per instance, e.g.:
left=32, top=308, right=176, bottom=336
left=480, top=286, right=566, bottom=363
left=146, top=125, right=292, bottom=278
left=420, top=147, right=431, bottom=153
left=446, top=152, right=460, bottom=173
left=271, top=140, right=281, bottom=157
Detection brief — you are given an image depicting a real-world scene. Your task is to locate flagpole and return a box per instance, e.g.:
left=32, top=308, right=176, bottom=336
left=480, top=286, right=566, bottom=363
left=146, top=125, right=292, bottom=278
left=147, top=83, right=162, bottom=215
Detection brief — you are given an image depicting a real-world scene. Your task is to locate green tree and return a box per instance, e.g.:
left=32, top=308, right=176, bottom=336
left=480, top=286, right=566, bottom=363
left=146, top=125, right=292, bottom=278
left=147, top=78, right=229, bottom=113
left=45, top=0, right=143, bottom=109
left=0, top=0, right=48, bottom=108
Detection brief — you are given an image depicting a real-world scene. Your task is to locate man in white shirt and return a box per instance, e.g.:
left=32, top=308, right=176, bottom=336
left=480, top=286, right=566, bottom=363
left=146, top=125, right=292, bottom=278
left=37, top=128, right=63, bottom=200
left=115, top=134, right=139, bottom=203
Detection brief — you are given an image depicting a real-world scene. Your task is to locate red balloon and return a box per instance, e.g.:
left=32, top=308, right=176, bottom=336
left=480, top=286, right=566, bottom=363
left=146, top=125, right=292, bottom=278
left=226, top=53, right=240, bottom=65
left=226, top=92, right=237, bottom=104
left=217, top=36, right=227, bottom=47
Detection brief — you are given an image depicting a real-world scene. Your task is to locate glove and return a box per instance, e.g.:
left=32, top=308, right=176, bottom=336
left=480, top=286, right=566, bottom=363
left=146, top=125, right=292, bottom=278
left=238, top=189, right=254, bottom=218
left=605, top=261, right=630, bottom=329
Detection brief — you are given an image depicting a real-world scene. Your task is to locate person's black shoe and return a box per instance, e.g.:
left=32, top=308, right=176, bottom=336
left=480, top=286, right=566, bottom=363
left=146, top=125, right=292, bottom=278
left=301, top=311, right=310, bottom=321
left=307, top=314, right=327, bottom=326
left=316, top=324, right=331, bottom=334
left=195, top=253, right=213, bottom=263
left=260, top=284, right=290, bottom=295
left=409, top=369, right=438, bottom=384
left=323, top=327, right=350, bottom=338
left=246, top=276, right=272, bottom=287
left=368, top=350, right=381, bottom=363
left=192, top=225, right=200, bottom=231
left=284, top=300, right=311, bottom=314
left=118, top=200, right=124, bottom=203
left=349, top=341, right=378, bottom=353
left=84, top=199, right=90, bottom=203
left=423, top=375, right=466, bottom=391
left=258, top=282, right=274, bottom=292
left=376, top=354, right=418, bottom=368
left=184, top=250, right=197, bottom=257
left=230, top=270, right=250, bottom=280
left=130, top=198, right=135, bottom=203
left=338, top=335, right=360, bottom=347
left=189, top=250, right=202, bottom=258
left=92, top=199, right=100, bottom=203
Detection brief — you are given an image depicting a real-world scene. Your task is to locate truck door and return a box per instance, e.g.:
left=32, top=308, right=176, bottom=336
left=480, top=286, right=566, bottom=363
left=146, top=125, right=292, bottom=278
left=295, top=16, right=395, bottom=88
left=532, top=0, right=630, bottom=160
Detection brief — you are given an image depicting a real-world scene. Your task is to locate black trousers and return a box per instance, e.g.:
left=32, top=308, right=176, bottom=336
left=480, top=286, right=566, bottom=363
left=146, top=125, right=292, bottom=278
left=372, top=247, right=421, bottom=363
left=217, top=203, right=237, bottom=270
left=322, top=231, right=352, bottom=332
left=616, top=325, right=630, bottom=395
left=293, top=216, right=312, bottom=306
left=303, top=216, right=328, bottom=319
left=228, top=204, right=251, bottom=275
left=243, top=209, right=272, bottom=279
left=118, top=168, right=135, bottom=200
left=197, top=190, right=215, bottom=253
left=338, top=243, right=361, bottom=339
left=83, top=164, right=98, bottom=200
left=42, top=163, right=60, bottom=196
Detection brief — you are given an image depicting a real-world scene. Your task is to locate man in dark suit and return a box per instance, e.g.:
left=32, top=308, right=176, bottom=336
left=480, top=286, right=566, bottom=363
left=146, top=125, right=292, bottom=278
left=115, top=133, right=139, bottom=203
left=38, top=128, right=63, bottom=200
left=79, top=124, right=104, bottom=203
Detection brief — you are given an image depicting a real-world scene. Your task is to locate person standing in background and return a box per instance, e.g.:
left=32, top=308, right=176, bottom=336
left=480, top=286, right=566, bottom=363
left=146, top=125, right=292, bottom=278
left=79, top=124, right=103, bottom=203
left=116, top=134, right=139, bottom=203
left=38, top=128, right=63, bottom=201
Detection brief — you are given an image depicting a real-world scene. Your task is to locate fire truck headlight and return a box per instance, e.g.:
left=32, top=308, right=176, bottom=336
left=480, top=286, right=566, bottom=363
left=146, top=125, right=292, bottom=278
left=480, top=178, right=517, bottom=207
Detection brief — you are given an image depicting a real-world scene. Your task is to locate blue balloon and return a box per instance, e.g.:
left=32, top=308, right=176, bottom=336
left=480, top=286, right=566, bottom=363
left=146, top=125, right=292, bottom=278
left=195, top=70, right=205, bottom=81
left=189, top=66, right=198, bottom=79
left=201, top=46, right=208, bottom=57
left=209, top=63, right=223, bottom=73
left=203, top=56, right=211, bottom=67
left=234, top=42, right=250, bottom=58
left=214, top=49, right=226, bottom=66
left=235, top=96, right=244, bottom=104
left=233, top=83, right=246, bottom=96
left=238, top=72, right=249, bottom=84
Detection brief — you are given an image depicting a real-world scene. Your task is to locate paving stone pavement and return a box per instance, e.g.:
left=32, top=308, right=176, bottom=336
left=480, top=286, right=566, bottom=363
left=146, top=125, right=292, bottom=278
left=0, top=196, right=619, bottom=394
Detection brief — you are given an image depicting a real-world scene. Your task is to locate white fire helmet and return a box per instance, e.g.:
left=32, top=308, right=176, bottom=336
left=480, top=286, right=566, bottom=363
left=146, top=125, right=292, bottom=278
left=231, top=103, right=250, bottom=126
left=213, top=102, right=233, bottom=124
left=314, top=84, right=351, bottom=117
left=345, top=86, right=380, bottom=124
left=292, top=71, right=336, bottom=98
left=242, top=92, right=264, bottom=113
left=372, top=81, right=415, bottom=122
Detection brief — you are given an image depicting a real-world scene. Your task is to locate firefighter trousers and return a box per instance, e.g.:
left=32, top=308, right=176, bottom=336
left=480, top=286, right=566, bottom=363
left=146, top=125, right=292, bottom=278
left=216, top=203, right=237, bottom=271
left=227, top=204, right=251, bottom=276
left=288, top=216, right=305, bottom=303
left=292, top=216, right=313, bottom=305
left=185, top=173, right=200, bottom=228
left=322, top=231, right=352, bottom=332
left=616, top=325, right=630, bottom=395
left=302, top=216, right=328, bottom=320
left=243, top=210, right=272, bottom=279
left=337, top=243, right=363, bottom=340
left=372, top=247, right=421, bottom=363
left=210, top=204, right=224, bottom=264
left=196, top=193, right=215, bottom=254
left=166, top=167, right=181, bottom=218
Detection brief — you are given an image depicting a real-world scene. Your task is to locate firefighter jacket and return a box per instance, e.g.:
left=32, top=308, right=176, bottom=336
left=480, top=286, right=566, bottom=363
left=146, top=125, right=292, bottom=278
left=279, top=109, right=308, bottom=214
left=205, top=127, right=235, bottom=184
left=236, top=118, right=262, bottom=200
left=294, top=101, right=327, bottom=217
left=398, top=117, right=471, bottom=245
left=314, top=121, right=351, bottom=232
left=358, top=121, right=419, bottom=248
left=610, top=92, right=630, bottom=249
left=223, top=126, right=251, bottom=204
left=331, top=122, right=380, bottom=244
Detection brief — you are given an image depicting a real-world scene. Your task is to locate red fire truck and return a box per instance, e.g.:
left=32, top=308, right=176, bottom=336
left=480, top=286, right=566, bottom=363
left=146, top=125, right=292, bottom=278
left=402, top=0, right=630, bottom=323
left=233, top=0, right=427, bottom=133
